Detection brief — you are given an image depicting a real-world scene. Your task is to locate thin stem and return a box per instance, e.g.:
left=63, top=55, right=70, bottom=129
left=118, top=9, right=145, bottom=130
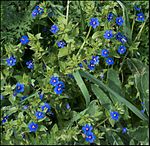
left=76, top=26, right=92, bottom=57
left=66, top=0, right=70, bottom=24
left=48, top=16, right=55, bottom=24
left=96, top=118, right=108, bottom=128
left=119, top=51, right=128, bottom=72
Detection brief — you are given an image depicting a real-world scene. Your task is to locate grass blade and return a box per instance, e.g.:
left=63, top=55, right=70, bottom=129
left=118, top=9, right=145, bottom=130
left=73, top=70, right=90, bottom=107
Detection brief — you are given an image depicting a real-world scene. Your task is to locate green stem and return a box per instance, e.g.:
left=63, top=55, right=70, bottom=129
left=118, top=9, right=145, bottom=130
left=119, top=51, right=128, bottom=72
left=66, top=0, right=70, bottom=24
left=76, top=26, right=92, bottom=57
left=134, top=12, right=149, bottom=42
left=48, top=16, right=55, bottom=24
left=96, top=118, right=108, bottom=128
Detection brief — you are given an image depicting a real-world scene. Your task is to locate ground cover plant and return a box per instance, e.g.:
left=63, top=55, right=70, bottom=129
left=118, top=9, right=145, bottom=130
left=0, top=0, right=149, bottom=145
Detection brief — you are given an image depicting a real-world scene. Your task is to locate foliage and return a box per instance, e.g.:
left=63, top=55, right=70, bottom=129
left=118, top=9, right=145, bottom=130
left=0, top=0, right=149, bottom=145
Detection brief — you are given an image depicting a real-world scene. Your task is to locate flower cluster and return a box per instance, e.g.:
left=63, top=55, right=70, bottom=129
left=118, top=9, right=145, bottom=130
left=82, top=124, right=96, bottom=143
left=6, top=56, right=16, bottom=66
left=134, top=5, right=145, bottom=22
left=88, top=56, right=100, bottom=71
left=50, top=76, right=65, bottom=95
left=26, top=60, right=34, bottom=70
left=57, top=41, right=66, bottom=48
left=32, top=5, right=44, bottom=18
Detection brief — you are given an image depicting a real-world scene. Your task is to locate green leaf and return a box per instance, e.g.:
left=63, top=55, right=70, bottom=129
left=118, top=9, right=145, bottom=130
left=129, top=126, right=148, bottom=142
left=91, top=84, right=111, bottom=110
left=73, top=70, right=90, bottom=107
left=92, top=31, right=101, bottom=39
left=58, top=47, right=69, bottom=58
left=107, top=69, right=123, bottom=98
left=79, top=70, right=148, bottom=121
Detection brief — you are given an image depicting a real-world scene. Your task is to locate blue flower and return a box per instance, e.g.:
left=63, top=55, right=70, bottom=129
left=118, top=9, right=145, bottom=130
left=26, top=60, right=34, bottom=69
left=57, top=41, right=66, bottom=48
left=110, top=111, right=120, bottom=120
left=85, top=132, right=96, bottom=143
left=122, top=127, right=127, bottom=134
left=78, top=63, right=83, bottom=68
left=67, top=74, right=74, bottom=79
left=117, top=45, right=126, bottom=54
left=38, top=92, right=44, bottom=100
left=116, top=17, right=124, bottom=26
left=35, top=111, right=45, bottom=120
left=88, top=60, right=95, bottom=71
left=91, top=56, right=99, bottom=65
left=50, top=76, right=59, bottom=86
left=101, top=49, right=109, bottom=57
left=82, top=124, right=93, bottom=135
left=21, top=96, right=27, bottom=101
left=57, top=81, right=65, bottom=88
left=0, top=94, right=4, bottom=100
left=54, top=86, right=64, bottom=95
left=20, top=35, right=29, bottom=45
left=103, top=30, right=113, bottom=39
left=41, top=103, right=51, bottom=113
left=107, top=12, right=113, bottom=22
left=66, top=103, right=70, bottom=109
left=106, top=57, right=114, bottom=65
left=89, top=18, right=99, bottom=29
left=6, top=56, right=16, bottom=66
left=137, top=12, right=145, bottom=22
left=35, top=5, right=44, bottom=15
left=50, top=25, right=59, bottom=34
left=115, top=32, right=127, bottom=44
left=23, top=105, right=28, bottom=110
left=134, top=5, right=141, bottom=11
left=2, top=116, right=8, bottom=124
left=31, top=8, right=39, bottom=18
left=15, top=82, right=24, bottom=93
left=28, top=122, right=38, bottom=132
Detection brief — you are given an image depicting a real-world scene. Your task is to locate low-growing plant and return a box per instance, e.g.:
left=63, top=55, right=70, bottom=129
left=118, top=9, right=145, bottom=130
left=0, top=1, right=149, bottom=145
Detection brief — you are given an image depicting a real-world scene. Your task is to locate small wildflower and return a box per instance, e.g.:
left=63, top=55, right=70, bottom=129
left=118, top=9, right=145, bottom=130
left=35, top=111, right=45, bottom=120
left=54, top=86, right=64, bottom=95
left=31, top=8, right=39, bottom=18
left=23, top=105, right=28, bottom=110
left=38, top=92, right=44, bottom=100
left=57, top=41, right=66, bottom=48
left=2, top=116, right=8, bottom=124
left=21, top=96, right=27, bottom=101
left=15, top=82, right=24, bottom=93
left=85, top=132, right=96, bottom=143
left=107, top=12, right=113, bottom=22
left=88, top=60, right=95, bottom=71
left=110, top=111, right=120, bottom=120
left=41, top=103, right=51, bottom=113
left=89, top=18, right=99, bottom=29
left=116, top=17, right=124, bottom=26
left=122, top=127, right=127, bottom=134
left=57, top=81, right=65, bottom=88
left=35, top=5, right=44, bottom=15
left=26, top=60, right=34, bottom=70
left=20, top=35, right=29, bottom=45
left=49, top=76, right=59, bottom=86
left=137, top=12, right=145, bottom=22
left=106, top=57, right=114, bottom=65
left=117, top=45, right=126, bottom=54
left=66, top=103, right=70, bottom=109
left=0, top=95, right=4, bottom=100
left=101, top=49, right=109, bottom=58
left=28, top=122, right=38, bottom=132
left=134, top=5, right=141, bottom=11
left=103, top=30, right=113, bottom=39
left=91, top=56, right=99, bottom=65
left=82, top=124, right=93, bottom=135
left=50, top=25, right=59, bottom=34
left=6, top=56, right=16, bottom=66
